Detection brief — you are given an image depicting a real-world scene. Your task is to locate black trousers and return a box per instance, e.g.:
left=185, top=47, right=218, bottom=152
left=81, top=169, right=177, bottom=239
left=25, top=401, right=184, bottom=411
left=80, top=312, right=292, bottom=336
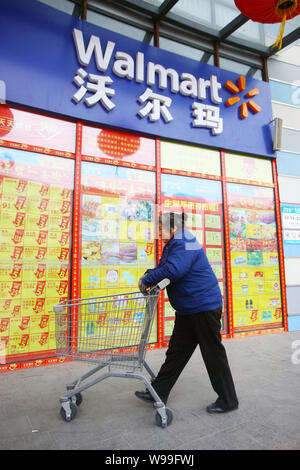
left=151, top=307, right=239, bottom=410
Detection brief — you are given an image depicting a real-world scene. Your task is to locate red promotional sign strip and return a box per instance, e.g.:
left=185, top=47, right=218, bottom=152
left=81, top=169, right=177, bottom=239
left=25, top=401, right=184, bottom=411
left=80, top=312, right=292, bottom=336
left=161, top=167, right=221, bottom=181
left=155, top=138, right=164, bottom=348
left=70, top=122, right=83, bottom=355
left=0, top=356, right=72, bottom=373
left=81, top=153, right=155, bottom=172
left=225, top=177, right=274, bottom=188
left=272, top=159, right=288, bottom=331
left=0, top=139, right=75, bottom=159
left=221, top=150, right=234, bottom=338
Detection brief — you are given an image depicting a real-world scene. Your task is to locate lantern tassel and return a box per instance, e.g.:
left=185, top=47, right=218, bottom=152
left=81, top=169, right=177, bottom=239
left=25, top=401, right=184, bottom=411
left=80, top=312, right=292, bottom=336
left=272, top=13, right=287, bottom=50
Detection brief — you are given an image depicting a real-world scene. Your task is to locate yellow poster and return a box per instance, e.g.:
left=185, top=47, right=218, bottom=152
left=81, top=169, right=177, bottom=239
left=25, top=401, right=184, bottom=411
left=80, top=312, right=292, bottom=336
left=206, top=247, right=223, bottom=263
left=164, top=301, right=175, bottom=319
left=205, top=214, right=221, bottom=229
left=161, top=141, right=221, bottom=176
left=228, top=183, right=282, bottom=331
left=225, top=153, right=273, bottom=184
left=205, top=230, right=222, bottom=245
left=0, top=153, right=73, bottom=362
left=211, top=265, right=223, bottom=279
left=137, top=242, right=155, bottom=265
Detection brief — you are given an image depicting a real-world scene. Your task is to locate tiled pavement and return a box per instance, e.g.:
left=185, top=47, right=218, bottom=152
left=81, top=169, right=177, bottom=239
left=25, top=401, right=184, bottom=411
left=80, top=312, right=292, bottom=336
left=0, top=330, right=299, bottom=450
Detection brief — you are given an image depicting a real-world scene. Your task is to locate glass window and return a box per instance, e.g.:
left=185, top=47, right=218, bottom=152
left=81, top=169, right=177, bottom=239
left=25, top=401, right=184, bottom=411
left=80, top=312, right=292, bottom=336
left=142, top=0, right=166, bottom=6
left=264, top=18, right=300, bottom=47
left=36, top=0, right=74, bottom=15
left=169, top=0, right=243, bottom=30
left=169, top=0, right=213, bottom=25
left=161, top=174, right=227, bottom=336
left=215, top=5, right=238, bottom=28
left=161, top=140, right=221, bottom=176
left=227, top=183, right=283, bottom=332
left=80, top=162, right=157, bottom=343
left=0, top=149, right=74, bottom=363
left=159, top=37, right=214, bottom=64
left=82, top=126, right=156, bottom=168
left=219, top=58, right=262, bottom=80
left=86, top=11, right=153, bottom=44
left=225, top=152, right=273, bottom=184
left=231, top=21, right=263, bottom=44
left=0, top=106, right=76, bottom=155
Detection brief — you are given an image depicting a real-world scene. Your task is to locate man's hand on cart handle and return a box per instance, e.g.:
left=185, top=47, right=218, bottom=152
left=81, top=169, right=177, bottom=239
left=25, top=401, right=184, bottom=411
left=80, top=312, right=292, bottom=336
left=139, top=277, right=170, bottom=295
left=139, top=277, right=149, bottom=295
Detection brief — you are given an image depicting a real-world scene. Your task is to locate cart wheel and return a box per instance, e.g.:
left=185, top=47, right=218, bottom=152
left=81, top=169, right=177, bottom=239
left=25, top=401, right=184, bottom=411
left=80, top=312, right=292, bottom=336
left=72, top=393, right=83, bottom=406
left=60, top=402, right=77, bottom=422
left=155, top=408, right=173, bottom=428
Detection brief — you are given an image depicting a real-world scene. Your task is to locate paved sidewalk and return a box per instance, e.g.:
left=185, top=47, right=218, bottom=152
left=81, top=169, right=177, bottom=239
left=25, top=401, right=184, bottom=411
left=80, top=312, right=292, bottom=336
left=0, top=330, right=299, bottom=450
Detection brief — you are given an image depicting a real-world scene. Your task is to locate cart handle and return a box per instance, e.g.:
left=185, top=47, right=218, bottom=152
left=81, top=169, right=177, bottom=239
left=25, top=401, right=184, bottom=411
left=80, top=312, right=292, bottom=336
left=148, top=278, right=170, bottom=294
left=156, top=278, right=170, bottom=290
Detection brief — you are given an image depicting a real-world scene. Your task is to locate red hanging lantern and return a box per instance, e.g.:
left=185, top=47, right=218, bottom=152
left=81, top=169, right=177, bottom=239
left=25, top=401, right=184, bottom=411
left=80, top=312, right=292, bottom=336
left=235, top=0, right=300, bottom=49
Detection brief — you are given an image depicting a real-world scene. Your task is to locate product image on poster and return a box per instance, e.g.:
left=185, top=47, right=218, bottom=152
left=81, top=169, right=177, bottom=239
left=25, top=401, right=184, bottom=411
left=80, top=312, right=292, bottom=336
left=228, top=183, right=283, bottom=331
left=0, top=148, right=74, bottom=363
left=161, top=174, right=227, bottom=336
left=80, top=161, right=157, bottom=345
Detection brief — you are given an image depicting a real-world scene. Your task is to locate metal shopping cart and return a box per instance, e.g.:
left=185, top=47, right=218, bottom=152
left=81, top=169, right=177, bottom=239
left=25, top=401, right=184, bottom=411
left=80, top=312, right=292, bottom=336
left=54, top=278, right=173, bottom=428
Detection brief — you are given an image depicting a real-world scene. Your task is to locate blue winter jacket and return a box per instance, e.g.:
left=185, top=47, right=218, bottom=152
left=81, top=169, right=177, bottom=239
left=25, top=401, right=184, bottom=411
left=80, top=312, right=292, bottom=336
left=142, top=229, right=222, bottom=314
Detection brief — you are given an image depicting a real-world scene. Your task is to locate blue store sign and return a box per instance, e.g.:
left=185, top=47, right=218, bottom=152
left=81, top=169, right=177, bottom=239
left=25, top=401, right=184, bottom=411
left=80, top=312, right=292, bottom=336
left=1, top=0, right=274, bottom=157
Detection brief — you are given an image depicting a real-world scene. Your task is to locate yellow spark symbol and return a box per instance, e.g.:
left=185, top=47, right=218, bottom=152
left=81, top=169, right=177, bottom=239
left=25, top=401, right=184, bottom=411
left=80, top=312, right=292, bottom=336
left=224, top=76, right=261, bottom=119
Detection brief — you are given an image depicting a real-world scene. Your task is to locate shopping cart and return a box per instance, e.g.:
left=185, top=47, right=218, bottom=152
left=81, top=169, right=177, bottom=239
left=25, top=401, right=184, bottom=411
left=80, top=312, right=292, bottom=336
left=54, top=278, right=173, bottom=428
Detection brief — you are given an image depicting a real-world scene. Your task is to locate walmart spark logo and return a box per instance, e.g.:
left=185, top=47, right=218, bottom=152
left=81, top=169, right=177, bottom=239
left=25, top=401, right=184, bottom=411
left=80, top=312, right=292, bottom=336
left=224, top=76, right=261, bottom=119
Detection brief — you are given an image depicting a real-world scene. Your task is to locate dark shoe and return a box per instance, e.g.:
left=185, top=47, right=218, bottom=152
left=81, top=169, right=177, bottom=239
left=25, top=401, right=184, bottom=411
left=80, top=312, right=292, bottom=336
left=135, top=390, right=155, bottom=403
left=135, top=389, right=167, bottom=404
left=206, top=402, right=238, bottom=414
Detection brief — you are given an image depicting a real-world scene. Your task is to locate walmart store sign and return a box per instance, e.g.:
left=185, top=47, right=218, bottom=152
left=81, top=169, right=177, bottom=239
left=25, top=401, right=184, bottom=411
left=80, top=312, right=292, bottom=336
left=73, top=29, right=223, bottom=135
left=1, top=0, right=274, bottom=157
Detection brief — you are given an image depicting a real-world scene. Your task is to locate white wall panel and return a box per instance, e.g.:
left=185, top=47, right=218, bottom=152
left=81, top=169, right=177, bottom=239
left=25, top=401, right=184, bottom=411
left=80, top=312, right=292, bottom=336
left=273, top=45, right=300, bottom=66
left=287, top=286, right=300, bottom=315
left=272, top=102, right=300, bottom=130
left=285, top=258, right=300, bottom=286
left=268, top=58, right=300, bottom=84
left=278, top=175, right=300, bottom=204
left=282, top=128, right=300, bottom=154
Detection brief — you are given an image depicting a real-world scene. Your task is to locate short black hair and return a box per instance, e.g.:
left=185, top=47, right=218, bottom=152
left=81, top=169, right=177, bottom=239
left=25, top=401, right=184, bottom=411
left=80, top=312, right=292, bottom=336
left=159, top=212, right=188, bottom=230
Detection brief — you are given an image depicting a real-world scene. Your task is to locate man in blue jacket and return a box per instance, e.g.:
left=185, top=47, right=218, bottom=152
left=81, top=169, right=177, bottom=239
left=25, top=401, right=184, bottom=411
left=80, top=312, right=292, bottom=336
left=136, top=212, right=239, bottom=413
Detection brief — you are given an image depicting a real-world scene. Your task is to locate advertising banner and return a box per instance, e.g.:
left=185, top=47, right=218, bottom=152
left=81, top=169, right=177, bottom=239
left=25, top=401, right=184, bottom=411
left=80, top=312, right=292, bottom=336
left=228, top=184, right=283, bottom=331
left=80, top=162, right=157, bottom=344
left=161, top=174, right=227, bottom=335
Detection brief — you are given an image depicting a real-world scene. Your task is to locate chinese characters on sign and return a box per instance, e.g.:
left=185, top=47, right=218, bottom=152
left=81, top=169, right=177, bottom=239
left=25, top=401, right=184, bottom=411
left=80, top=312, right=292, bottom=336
left=73, top=68, right=115, bottom=111
left=72, top=29, right=223, bottom=134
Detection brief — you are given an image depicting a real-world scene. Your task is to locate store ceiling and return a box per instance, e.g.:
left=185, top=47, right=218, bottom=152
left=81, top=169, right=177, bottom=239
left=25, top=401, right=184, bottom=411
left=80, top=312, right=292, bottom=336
left=87, top=0, right=300, bottom=57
